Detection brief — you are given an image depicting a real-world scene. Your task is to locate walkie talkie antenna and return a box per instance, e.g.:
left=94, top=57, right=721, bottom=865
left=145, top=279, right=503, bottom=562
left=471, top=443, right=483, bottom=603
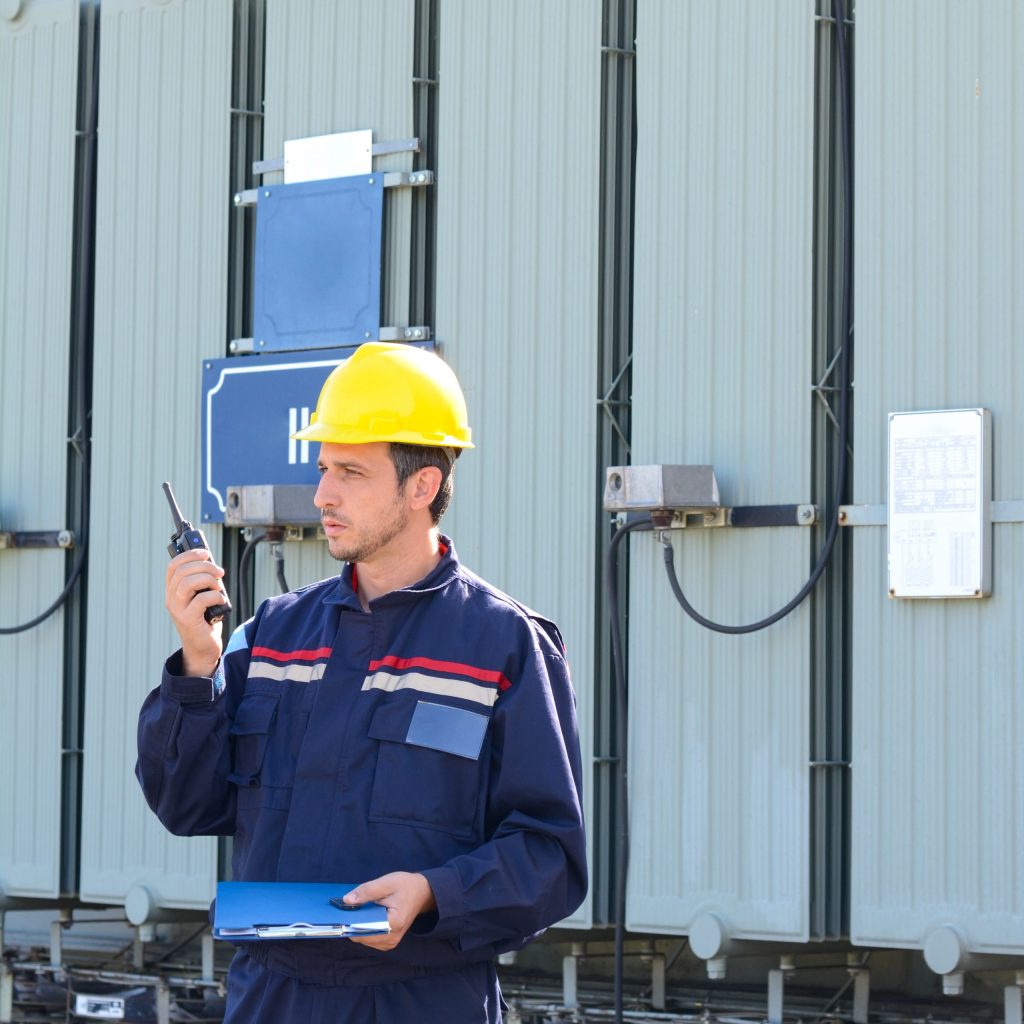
left=162, top=481, right=186, bottom=527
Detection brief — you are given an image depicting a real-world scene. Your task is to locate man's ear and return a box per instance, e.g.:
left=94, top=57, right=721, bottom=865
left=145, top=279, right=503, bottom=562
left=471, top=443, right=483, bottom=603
left=407, top=466, right=442, bottom=512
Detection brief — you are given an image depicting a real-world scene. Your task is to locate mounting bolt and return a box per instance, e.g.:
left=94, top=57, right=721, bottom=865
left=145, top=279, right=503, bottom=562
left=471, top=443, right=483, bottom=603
left=264, top=190, right=271, bottom=197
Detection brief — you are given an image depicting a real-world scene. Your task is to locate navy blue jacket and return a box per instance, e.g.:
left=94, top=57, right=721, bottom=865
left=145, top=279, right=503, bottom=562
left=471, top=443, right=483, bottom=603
left=136, top=540, right=587, bottom=984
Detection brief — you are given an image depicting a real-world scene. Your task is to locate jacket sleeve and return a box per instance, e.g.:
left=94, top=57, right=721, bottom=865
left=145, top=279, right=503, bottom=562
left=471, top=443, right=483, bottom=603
left=419, top=637, right=588, bottom=954
left=135, top=617, right=256, bottom=836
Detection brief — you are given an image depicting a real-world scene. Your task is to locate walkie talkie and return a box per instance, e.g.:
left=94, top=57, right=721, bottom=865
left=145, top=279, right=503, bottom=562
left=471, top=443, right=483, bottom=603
left=162, top=481, right=233, bottom=624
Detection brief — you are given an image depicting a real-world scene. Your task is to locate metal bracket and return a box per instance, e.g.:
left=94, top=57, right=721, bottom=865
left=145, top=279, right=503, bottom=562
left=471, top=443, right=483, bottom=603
left=233, top=170, right=432, bottom=208
left=839, top=500, right=1024, bottom=527
left=229, top=327, right=431, bottom=353
left=252, top=138, right=421, bottom=176
left=0, top=530, right=75, bottom=550
left=614, top=505, right=818, bottom=531
left=378, top=326, right=432, bottom=342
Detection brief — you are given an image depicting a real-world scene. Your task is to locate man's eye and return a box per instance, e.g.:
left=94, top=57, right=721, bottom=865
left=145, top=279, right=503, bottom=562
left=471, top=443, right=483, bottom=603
left=316, top=466, right=326, bottom=475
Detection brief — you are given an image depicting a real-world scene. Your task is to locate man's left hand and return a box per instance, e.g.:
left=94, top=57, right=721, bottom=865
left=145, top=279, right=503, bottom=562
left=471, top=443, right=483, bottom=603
left=344, top=871, right=437, bottom=950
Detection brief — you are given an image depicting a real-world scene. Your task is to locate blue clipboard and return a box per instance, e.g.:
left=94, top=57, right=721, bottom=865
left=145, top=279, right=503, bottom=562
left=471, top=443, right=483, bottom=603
left=213, top=881, right=390, bottom=940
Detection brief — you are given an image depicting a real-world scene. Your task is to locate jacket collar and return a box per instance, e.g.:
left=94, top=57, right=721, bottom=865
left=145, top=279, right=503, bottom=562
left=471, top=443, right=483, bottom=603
left=323, top=535, right=460, bottom=611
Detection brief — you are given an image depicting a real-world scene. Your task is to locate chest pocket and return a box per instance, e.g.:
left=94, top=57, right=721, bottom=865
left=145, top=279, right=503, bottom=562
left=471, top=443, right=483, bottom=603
left=227, top=693, right=308, bottom=791
left=367, top=698, right=490, bottom=839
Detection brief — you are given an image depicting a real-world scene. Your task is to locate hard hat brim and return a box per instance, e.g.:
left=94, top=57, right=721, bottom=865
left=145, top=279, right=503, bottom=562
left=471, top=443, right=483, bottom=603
left=291, top=419, right=473, bottom=448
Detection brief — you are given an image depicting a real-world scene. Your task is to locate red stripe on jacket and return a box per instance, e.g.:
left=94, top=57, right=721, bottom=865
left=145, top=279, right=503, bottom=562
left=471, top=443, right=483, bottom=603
left=251, top=646, right=333, bottom=662
left=367, top=654, right=512, bottom=691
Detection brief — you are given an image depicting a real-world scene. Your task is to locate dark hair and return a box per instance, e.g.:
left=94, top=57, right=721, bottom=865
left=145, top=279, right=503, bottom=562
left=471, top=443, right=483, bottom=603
left=388, top=443, right=457, bottom=525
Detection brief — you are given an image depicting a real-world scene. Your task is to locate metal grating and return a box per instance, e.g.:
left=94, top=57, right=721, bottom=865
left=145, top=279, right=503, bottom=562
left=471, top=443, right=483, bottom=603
left=850, top=0, right=1024, bottom=954
left=0, top=0, right=79, bottom=900
left=435, top=0, right=602, bottom=929
left=79, top=0, right=233, bottom=910
left=626, top=0, right=816, bottom=940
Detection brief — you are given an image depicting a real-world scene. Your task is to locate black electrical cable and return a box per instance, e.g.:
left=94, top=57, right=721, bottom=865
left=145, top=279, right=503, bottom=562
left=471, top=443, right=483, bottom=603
left=606, top=517, right=653, bottom=1023
left=237, top=532, right=268, bottom=622
left=272, top=543, right=289, bottom=594
left=660, top=0, right=854, bottom=636
left=0, top=542, right=89, bottom=635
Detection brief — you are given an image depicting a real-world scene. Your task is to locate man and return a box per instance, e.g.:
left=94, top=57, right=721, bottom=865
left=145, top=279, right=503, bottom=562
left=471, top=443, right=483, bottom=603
left=136, top=342, right=587, bottom=1022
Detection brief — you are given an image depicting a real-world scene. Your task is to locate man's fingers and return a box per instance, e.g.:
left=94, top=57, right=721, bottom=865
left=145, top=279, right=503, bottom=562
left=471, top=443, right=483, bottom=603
left=165, top=547, right=214, bottom=583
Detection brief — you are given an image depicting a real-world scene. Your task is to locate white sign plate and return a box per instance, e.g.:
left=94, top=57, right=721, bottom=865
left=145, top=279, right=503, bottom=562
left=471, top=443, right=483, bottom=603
left=73, top=994, right=125, bottom=1019
left=887, top=408, right=991, bottom=598
left=283, top=129, right=372, bottom=184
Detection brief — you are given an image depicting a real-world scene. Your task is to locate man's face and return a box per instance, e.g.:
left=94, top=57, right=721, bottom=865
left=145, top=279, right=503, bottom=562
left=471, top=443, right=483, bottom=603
left=314, top=442, right=409, bottom=563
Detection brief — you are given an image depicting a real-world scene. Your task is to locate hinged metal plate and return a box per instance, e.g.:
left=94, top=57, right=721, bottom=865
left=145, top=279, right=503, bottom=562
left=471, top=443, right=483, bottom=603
left=253, top=175, right=383, bottom=351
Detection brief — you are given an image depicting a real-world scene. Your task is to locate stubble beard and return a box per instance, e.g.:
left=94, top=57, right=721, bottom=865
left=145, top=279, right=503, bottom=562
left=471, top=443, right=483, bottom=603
left=325, top=497, right=409, bottom=564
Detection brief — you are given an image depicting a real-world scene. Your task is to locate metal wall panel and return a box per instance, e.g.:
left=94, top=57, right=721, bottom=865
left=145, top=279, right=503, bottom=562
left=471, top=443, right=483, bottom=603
left=851, top=0, right=1024, bottom=953
left=627, top=1, right=815, bottom=938
left=252, top=0, right=418, bottom=595
left=435, top=0, right=601, bottom=929
left=79, top=0, right=232, bottom=910
left=0, top=0, right=78, bottom=899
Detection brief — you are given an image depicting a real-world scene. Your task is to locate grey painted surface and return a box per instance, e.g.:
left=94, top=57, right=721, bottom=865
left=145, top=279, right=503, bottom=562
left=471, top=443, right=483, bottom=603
left=627, top=0, right=815, bottom=939
left=79, top=0, right=231, bottom=909
left=435, top=0, right=601, bottom=929
left=851, top=0, right=1024, bottom=952
left=251, top=0, right=417, bottom=598
left=0, top=0, right=78, bottom=900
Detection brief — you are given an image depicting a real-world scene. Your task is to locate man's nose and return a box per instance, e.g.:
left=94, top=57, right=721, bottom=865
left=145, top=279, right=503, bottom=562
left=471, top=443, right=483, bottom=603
left=313, top=474, right=334, bottom=509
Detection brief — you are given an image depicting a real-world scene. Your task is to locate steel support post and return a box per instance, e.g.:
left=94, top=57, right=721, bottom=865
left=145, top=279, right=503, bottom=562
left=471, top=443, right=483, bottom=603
left=768, top=968, right=785, bottom=1024
left=852, top=967, right=871, bottom=1024
left=0, top=962, right=12, bottom=1024
left=202, top=932, right=215, bottom=981
left=49, top=919, right=63, bottom=968
left=563, top=944, right=582, bottom=1008
left=1006, top=982, right=1023, bottom=1024
left=650, top=952, right=666, bottom=1010
left=156, top=979, right=171, bottom=1024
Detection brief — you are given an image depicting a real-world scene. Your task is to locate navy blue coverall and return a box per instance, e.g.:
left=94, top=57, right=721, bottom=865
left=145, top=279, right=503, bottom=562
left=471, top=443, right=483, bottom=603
left=136, top=540, right=588, bottom=1022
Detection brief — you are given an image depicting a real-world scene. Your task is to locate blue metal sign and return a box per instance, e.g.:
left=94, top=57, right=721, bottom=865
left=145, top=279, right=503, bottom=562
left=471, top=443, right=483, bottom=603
left=253, top=174, right=383, bottom=351
left=201, top=348, right=354, bottom=522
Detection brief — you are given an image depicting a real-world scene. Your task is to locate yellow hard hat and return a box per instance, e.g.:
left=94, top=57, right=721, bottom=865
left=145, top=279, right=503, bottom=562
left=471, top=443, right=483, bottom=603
left=291, top=342, right=473, bottom=448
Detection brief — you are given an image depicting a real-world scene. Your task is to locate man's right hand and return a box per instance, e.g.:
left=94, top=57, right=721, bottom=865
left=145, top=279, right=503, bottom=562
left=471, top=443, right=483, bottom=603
left=166, top=548, right=227, bottom=677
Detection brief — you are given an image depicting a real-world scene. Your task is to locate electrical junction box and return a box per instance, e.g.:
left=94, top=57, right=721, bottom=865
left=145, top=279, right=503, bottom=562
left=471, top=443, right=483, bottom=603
left=887, top=408, right=991, bottom=598
left=225, top=484, right=320, bottom=528
left=603, top=465, right=720, bottom=513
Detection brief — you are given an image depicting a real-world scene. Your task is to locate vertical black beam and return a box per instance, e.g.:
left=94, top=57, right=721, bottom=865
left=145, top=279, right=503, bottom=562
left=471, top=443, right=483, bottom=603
left=60, top=0, right=100, bottom=897
left=593, top=0, right=636, bottom=926
left=410, top=0, right=439, bottom=329
left=221, top=0, right=266, bottom=881
left=809, top=0, right=853, bottom=941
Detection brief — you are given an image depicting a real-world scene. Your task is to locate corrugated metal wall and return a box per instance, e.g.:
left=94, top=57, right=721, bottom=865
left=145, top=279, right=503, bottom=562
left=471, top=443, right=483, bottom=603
left=0, top=0, right=79, bottom=900
left=79, top=0, right=231, bottom=909
left=436, top=0, right=601, bottom=928
left=250, top=0, right=417, bottom=598
left=850, top=0, right=1024, bottom=954
left=626, top=0, right=816, bottom=939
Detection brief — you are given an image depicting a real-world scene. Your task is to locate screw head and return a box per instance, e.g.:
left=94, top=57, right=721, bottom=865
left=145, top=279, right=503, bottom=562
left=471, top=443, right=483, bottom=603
left=233, top=193, right=241, bottom=205
left=264, top=190, right=271, bottom=197
left=368, top=178, right=374, bottom=185
left=258, top=339, right=265, bottom=347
